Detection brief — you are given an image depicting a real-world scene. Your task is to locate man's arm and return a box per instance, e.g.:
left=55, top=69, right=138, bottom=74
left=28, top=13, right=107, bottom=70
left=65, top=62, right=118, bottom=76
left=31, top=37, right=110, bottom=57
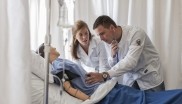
left=85, top=72, right=108, bottom=84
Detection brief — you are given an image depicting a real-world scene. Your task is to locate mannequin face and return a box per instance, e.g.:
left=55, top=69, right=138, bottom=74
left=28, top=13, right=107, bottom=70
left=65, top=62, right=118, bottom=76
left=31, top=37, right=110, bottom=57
left=49, top=47, right=60, bottom=59
left=94, top=25, right=115, bottom=44
left=75, top=27, right=90, bottom=47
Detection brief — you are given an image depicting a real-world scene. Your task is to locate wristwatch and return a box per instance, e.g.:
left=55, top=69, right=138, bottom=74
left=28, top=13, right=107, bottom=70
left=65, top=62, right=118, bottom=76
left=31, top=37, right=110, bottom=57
left=102, top=72, right=109, bottom=81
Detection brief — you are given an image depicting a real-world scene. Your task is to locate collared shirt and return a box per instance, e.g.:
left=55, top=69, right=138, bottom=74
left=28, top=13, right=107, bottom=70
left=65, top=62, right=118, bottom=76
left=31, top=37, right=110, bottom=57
left=105, top=26, right=163, bottom=90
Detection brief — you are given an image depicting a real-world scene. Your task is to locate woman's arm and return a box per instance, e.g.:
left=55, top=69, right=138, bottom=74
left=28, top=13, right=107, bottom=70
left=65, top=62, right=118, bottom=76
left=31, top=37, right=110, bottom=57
left=63, top=81, right=90, bottom=101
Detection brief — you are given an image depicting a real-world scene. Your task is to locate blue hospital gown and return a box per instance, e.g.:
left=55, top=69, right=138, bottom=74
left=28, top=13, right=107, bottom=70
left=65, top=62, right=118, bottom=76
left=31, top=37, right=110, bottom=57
left=51, top=58, right=100, bottom=96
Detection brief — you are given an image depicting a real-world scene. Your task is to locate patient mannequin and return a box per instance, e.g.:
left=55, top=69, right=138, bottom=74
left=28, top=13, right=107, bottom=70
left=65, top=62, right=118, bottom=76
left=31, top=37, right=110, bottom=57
left=63, top=81, right=89, bottom=100
left=36, top=44, right=89, bottom=101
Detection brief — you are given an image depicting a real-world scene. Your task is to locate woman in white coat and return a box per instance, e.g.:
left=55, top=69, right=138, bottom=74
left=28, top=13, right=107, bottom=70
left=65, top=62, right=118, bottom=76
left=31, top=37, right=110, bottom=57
left=70, top=20, right=110, bottom=72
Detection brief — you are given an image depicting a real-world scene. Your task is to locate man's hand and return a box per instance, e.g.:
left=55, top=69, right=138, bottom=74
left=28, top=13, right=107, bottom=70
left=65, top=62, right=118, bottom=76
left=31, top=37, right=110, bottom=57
left=85, top=72, right=104, bottom=84
left=111, top=40, right=119, bottom=58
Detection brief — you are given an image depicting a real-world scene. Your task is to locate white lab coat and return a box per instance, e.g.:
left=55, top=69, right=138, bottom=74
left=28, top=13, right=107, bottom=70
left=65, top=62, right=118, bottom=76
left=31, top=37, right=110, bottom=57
left=105, top=26, right=163, bottom=90
left=71, top=37, right=110, bottom=72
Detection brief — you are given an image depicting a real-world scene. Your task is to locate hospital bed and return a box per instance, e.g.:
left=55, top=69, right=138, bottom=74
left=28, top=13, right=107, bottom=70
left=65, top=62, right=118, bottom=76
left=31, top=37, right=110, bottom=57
left=31, top=51, right=182, bottom=104
left=30, top=51, right=116, bottom=104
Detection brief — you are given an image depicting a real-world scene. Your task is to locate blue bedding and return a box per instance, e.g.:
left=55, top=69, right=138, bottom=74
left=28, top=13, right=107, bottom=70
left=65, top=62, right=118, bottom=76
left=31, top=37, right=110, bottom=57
left=98, top=84, right=182, bottom=104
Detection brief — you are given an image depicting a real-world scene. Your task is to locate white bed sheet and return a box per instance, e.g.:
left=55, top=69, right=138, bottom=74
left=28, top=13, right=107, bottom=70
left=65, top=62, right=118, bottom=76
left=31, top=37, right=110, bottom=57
left=31, top=73, right=83, bottom=104
left=83, top=78, right=117, bottom=104
left=31, top=73, right=117, bottom=104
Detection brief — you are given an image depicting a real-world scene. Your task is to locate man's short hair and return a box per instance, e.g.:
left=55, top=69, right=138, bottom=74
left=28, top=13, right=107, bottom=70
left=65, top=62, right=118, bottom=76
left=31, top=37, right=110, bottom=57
left=93, top=15, right=117, bottom=29
left=36, top=43, right=44, bottom=58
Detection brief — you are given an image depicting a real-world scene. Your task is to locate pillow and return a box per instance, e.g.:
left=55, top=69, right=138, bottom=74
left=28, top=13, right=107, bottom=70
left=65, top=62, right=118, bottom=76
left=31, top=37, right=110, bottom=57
left=31, top=50, right=54, bottom=83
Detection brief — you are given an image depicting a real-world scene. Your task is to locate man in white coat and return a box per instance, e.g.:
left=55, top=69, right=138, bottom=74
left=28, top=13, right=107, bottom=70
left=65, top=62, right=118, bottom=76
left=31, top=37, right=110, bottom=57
left=85, top=15, right=165, bottom=92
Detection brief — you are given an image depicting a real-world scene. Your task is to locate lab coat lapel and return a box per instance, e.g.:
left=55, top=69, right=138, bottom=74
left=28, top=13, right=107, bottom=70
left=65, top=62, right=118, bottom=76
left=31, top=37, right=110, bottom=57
left=118, top=28, right=128, bottom=59
left=78, top=45, right=88, bottom=60
left=88, top=39, right=96, bottom=56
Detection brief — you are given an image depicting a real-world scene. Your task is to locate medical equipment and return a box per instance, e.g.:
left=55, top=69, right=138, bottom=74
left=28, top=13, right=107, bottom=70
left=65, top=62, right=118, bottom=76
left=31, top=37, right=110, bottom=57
left=57, top=0, right=73, bottom=28
left=43, top=0, right=52, bottom=103
left=44, top=0, right=74, bottom=103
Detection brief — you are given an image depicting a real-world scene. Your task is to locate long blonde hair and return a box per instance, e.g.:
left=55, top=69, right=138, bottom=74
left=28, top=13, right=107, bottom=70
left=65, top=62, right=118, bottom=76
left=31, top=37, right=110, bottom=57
left=71, top=20, right=92, bottom=59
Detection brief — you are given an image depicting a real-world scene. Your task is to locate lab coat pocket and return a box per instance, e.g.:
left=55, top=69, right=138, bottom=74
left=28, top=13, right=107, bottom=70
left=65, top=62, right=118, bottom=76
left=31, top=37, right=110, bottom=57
left=139, top=61, right=159, bottom=77
left=136, top=65, right=152, bottom=79
left=143, top=65, right=153, bottom=75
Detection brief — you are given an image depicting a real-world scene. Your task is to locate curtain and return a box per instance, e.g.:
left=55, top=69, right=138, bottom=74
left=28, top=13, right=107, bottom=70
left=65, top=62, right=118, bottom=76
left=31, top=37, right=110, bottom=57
left=0, top=0, right=31, bottom=104
left=75, top=0, right=182, bottom=89
left=30, top=0, right=46, bottom=50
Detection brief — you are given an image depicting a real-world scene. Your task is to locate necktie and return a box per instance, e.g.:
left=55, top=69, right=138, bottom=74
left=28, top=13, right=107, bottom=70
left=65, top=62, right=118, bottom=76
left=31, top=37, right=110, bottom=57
left=116, top=52, right=119, bottom=63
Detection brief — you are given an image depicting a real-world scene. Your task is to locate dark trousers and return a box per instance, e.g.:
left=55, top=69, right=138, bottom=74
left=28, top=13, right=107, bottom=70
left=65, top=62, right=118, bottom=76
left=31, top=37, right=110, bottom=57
left=132, top=81, right=165, bottom=92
